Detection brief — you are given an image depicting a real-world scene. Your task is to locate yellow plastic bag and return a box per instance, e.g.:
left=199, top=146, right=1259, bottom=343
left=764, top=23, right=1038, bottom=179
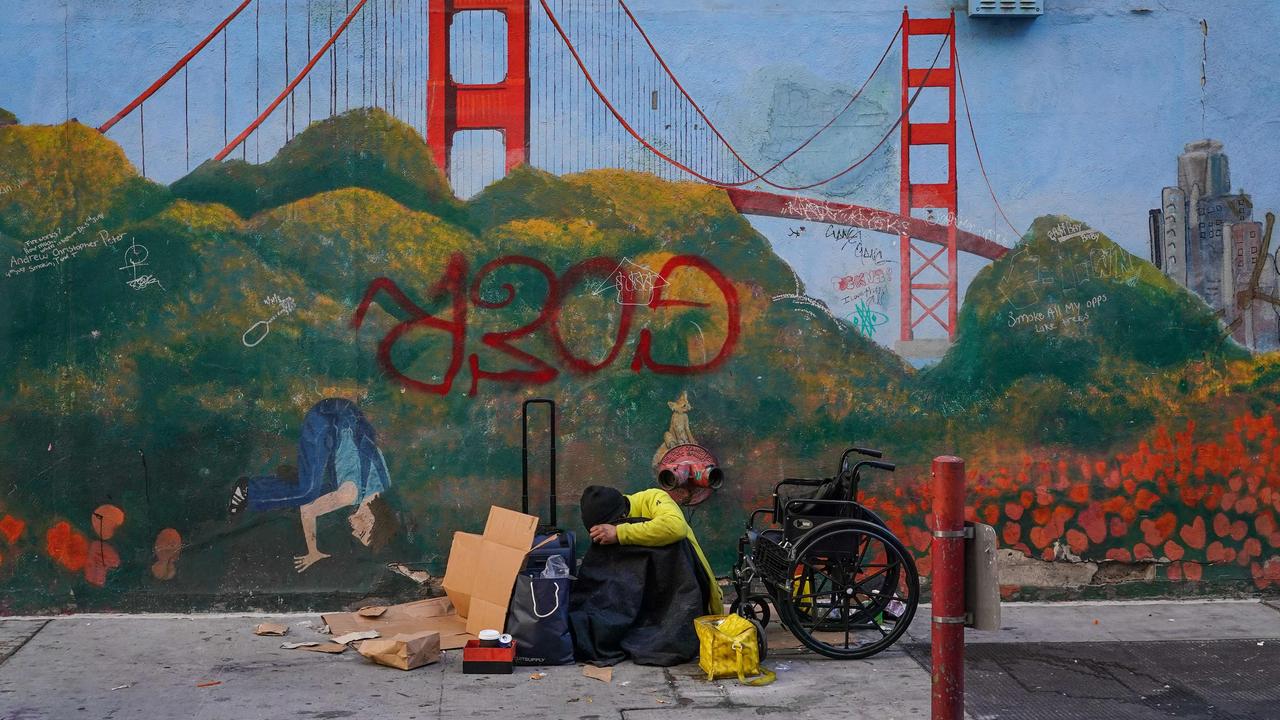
left=694, top=614, right=776, bottom=686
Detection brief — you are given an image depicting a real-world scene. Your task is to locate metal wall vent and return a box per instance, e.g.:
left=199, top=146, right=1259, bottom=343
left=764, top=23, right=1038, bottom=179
left=969, top=0, right=1044, bottom=17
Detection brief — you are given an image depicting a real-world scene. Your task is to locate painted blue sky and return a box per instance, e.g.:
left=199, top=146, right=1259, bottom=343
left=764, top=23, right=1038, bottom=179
left=3, top=0, right=1278, bottom=347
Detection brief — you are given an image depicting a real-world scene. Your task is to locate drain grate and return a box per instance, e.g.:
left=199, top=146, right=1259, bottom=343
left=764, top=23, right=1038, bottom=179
left=906, top=639, right=1280, bottom=720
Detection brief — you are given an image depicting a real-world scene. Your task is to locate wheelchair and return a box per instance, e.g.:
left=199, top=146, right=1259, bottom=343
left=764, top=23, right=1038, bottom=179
left=729, top=446, right=920, bottom=659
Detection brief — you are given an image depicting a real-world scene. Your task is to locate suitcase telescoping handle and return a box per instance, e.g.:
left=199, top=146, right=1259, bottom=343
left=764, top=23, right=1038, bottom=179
left=521, top=398, right=556, bottom=527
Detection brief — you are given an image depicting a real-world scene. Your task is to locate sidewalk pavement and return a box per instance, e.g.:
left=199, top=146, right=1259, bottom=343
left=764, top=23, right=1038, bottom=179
left=1, top=599, right=1277, bottom=720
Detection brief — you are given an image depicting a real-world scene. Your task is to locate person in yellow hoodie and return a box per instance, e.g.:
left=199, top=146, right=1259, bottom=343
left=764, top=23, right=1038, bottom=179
left=580, top=485, right=723, bottom=615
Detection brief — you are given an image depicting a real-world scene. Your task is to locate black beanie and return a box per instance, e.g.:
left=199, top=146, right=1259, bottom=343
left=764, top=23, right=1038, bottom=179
left=581, top=486, right=628, bottom=528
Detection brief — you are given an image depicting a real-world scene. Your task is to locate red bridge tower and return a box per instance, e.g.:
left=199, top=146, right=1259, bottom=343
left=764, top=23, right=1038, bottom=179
left=898, top=9, right=959, bottom=355
left=427, top=0, right=530, bottom=178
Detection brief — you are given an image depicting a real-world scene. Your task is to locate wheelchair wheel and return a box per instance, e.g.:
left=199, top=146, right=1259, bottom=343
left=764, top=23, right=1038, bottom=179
left=729, top=594, right=773, bottom=628
left=776, top=519, right=919, bottom=660
left=750, top=617, right=768, bottom=661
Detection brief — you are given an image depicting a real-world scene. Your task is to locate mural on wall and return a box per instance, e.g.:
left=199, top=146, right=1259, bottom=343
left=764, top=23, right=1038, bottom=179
left=229, top=398, right=397, bottom=572
left=0, top=0, right=1278, bottom=610
left=1147, top=140, right=1280, bottom=352
left=652, top=391, right=696, bottom=468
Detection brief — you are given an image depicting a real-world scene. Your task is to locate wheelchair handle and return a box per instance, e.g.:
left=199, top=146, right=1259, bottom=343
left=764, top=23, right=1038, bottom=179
left=838, top=447, right=883, bottom=476
left=849, top=459, right=895, bottom=476
left=842, top=461, right=895, bottom=501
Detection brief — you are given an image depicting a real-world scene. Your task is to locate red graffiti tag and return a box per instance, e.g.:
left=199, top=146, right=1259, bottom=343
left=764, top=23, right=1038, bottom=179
left=835, top=267, right=890, bottom=292
left=351, top=254, right=740, bottom=395
left=350, top=254, right=468, bottom=396
left=630, top=254, right=740, bottom=375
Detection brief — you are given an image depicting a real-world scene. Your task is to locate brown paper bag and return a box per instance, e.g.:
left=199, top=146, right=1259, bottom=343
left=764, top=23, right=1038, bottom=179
left=357, top=631, right=441, bottom=670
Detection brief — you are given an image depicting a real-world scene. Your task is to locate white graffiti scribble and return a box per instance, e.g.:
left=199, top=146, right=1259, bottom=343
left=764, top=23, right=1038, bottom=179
left=782, top=198, right=910, bottom=236
left=242, top=294, right=297, bottom=347
left=1006, top=294, right=1109, bottom=333
left=119, top=238, right=164, bottom=292
left=771, top=292, right=841, bottom=324
left=0, top=178, right=26, bottom=196
left=924, top=209, right=1019, bottom=248
left=998, top=244, right=1138, bottom=311
left=5, top=214, right=112, bottom=279
left=1048, top=221, right=1100, bottom=243
left=591, top=257, right=668, bottom=306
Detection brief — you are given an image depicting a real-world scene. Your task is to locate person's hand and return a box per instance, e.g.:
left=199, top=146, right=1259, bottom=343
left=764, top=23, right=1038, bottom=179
left=293, top=551, right=331, bottom=573
left=589, top=524, right=619, bottom=544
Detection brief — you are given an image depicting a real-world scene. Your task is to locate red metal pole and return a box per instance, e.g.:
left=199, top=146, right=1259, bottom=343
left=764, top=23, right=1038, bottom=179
left=931, top=455, right=965, bottom=720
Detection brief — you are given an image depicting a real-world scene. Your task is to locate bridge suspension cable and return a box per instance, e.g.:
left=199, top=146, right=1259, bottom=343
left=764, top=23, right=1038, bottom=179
left=216, top=0, right=371, bottom=160
left=955, top=51, right=1020, bottom=239
left=97, top=0, right=255, bottom=134
left=614, top=0, right=903, bottom=189
left=537, top=0, right=946, bottom=192
left=99, top=0, right=424, bottom=178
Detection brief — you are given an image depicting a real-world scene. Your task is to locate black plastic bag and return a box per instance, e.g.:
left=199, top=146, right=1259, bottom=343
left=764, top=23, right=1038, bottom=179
left=506, top=573, right=574, bottom=666
left=568, top=541, right=703, bottom=667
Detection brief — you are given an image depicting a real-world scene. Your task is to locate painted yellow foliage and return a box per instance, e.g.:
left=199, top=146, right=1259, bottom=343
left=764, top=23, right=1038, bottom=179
left=250, top=187, right=479, bottom=283
left=154, top=251, right=313, bottom=345
left=488, top=217, right=612, bottom=255
left=565, top=170, right=739, bottom=236
left=10, top=352, right=163, bottom=423
left=144, top=200, right=243, bottom=237
left=0, top=122, right=138, bottom=239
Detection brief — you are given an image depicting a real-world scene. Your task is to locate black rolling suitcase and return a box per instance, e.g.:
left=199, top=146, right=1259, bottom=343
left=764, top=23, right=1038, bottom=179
left=521, top=399, right=576, bottom=575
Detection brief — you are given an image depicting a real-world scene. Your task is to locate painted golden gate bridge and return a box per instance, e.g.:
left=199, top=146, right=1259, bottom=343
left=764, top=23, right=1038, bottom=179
left=96, top=0, right=1016, bottom=353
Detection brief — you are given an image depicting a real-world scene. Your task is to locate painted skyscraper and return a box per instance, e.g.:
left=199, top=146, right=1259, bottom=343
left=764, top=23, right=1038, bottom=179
left=1149, top=140, right=1277, bottom=351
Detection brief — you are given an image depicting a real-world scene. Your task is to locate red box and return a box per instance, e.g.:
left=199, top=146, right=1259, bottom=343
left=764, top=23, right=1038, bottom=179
left=462, top=640, right=516, bottom=674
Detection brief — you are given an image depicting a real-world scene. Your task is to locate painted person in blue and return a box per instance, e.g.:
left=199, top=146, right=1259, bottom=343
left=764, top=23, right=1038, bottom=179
left=228, top=398, right=393, bottom=572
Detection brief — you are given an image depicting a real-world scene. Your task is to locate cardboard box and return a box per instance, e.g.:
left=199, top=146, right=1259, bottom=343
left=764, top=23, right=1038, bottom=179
left=322, top=597, right=471, bottom=650
left=357, top=630, right=442, bottom=670
left=462, top=639, right=516, bottom=675
left=442, top=506, right=539, bottom=636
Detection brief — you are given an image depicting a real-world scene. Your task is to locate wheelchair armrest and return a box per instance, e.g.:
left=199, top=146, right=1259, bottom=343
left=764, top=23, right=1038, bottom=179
left=747, top=508, right=774, bottom=530
left=782, top=498, right=859, bottom=518
left=774, top=477, right=827, bottom=494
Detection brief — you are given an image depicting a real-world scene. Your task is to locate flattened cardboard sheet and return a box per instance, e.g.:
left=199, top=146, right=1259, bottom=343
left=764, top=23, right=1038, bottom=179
left=322, top=596, right=471, bottom=650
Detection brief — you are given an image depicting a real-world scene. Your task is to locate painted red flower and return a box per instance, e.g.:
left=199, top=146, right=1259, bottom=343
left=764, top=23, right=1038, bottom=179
left=45, top=521, right=89, bottom=572
left=0, top=515, right=24, bottom=545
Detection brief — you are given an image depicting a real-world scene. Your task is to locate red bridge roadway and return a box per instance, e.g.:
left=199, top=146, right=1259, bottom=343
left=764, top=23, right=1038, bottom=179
left=724, top=188, right=1009, bottom=261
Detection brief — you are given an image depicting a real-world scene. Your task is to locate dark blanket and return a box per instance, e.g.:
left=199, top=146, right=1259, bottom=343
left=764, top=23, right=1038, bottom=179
left=568, top=540, right=706, bottom=667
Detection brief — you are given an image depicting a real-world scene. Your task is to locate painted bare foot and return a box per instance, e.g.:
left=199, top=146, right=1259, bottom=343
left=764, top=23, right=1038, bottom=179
left=293, top=551, right=331, bottom=573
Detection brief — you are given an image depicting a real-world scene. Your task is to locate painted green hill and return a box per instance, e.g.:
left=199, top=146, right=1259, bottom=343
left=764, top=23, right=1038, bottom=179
left=0, top=120, right=168, bottom=241
left=171, top=108, right=461, bottom=222
left=468, top=166, right=796, bottom=297
left=922, top=214, right=1239, bottom=447
left=0, top=120, right=170, bottom=374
